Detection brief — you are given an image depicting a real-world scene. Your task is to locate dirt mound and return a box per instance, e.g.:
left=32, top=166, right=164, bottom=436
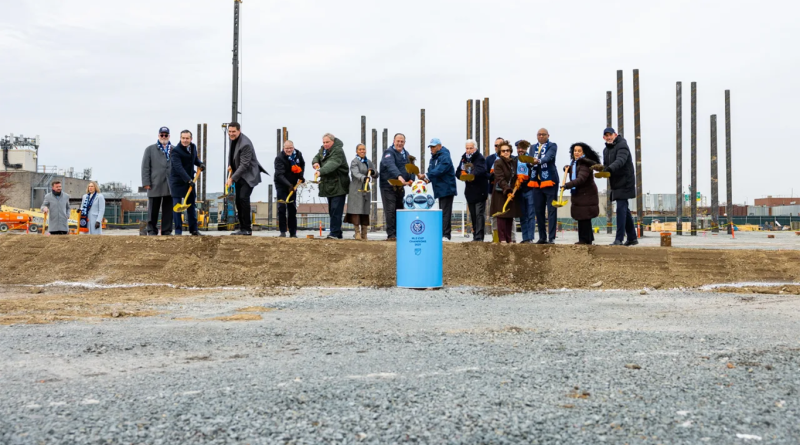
left=1, top=236, right=798, bottom=290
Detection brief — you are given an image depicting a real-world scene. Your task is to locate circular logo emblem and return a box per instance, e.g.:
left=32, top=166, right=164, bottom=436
left=410, top=220, right=425, bottom=235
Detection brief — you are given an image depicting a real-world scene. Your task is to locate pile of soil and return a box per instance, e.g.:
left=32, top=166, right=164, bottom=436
left=1, top=236, right=798, bottom=290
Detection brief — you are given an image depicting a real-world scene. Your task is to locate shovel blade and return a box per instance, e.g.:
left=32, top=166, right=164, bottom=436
left=551, top=200, right=566, bottom=208
left=594, top=172, right=610, bottom=178
left=518, top=155, right=536, bottom=164
left=405, top=164, right=419, bottom=175
left=173, top=203, right=191, bottom=212
left=458, top=174, right=475, bottom=182
left=388, top=179, right=406, bottom=187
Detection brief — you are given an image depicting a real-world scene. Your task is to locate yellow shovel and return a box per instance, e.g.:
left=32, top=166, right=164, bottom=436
left=309, top=170, right=320, bottom=184
left=491, top=179, right=522, bottom=217
left=278, top=179, right=302, bottom=204
left=458, top=163, right=475, bottom=182
left=552, top=166, right=570, bottom=208
left=518, top=154, right=536, bottom=164
left=359, top=170, right=372, bottom=193
left=173, top=169, right=203, bottom=212
left=405, top=164, right=420, bottom=175
left=387, top=179, right=407, bottom=187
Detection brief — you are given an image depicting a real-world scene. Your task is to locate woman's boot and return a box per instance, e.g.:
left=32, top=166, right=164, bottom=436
left=353, top=224, right=361, bottom=240
left=361, top=224, right=369, bottom=240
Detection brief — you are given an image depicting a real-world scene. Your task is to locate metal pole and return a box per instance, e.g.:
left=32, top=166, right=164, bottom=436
left=267, top=184, right=273, bottom=231
left=617, top=70, right=624, bottom=137
left=606, top=90, right=613, bottom=234
left=710, top=114, right=719, bottom=232
left=633, top=69, right=643, bottom=237
left=382, top=129, right=388, bottom=151
left=276, top=129, right=281, bottom=156
left=483, top=98, right=490, bottom=157
left=361, top=116, right=366, bottom=145
left=282, top=127, right=288, bottom=144
left=202, top=123, right=208, bottom=202
left=466, top=100, right=473, bottom=140
left=197, top=123, right=202, bottom=201
left=222, top=123, right=228, bottom=190
left=676, top=82, right=683, bottom=235
left=420, top=109, right=426, bottom=174
left=231, top=0, right=240, bottom=122
left=475, top=99, right=481, bottom=154
left=725, top=90, right=733, bottom=235
left=372, top=128, right=378, bottom=232
left=691, top=82, right=697, bottom=236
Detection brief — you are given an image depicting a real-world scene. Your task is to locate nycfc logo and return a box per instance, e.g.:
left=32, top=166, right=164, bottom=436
left=79, top=219, right=88, bottom=228
left=410, top=220, right=425, bottom=235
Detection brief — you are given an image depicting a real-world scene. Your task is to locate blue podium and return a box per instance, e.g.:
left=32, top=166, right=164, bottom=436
left=396, top=209, right=443, bottom=288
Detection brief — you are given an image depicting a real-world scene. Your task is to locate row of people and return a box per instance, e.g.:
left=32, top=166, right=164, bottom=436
left=40, top=180, right=106, bottom=235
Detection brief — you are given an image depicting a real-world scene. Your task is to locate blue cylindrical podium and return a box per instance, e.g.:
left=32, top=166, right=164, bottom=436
left=396, top=209, right=443, bottom=288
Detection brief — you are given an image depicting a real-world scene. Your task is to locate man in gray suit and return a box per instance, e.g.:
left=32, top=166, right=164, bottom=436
left=141, top=126, right=174, bottom=235
left=225, top=122, right=267, bottom=235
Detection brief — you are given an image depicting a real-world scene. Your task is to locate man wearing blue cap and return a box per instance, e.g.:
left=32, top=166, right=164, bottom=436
left=141, top=126, right=174, bottom=235
left=418, top=138, right=457, bottom=240
left=592, top=128, right=638, bottom=246
left=529, top=128, right=559, bottom=244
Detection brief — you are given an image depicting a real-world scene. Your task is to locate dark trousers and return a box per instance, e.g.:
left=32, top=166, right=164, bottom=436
left=235, top=180, right=254, bottom=232
left=327, top=195, right=346, bottom=238
left=532, top=186, right=558, bottom=241
left=277, top=188, right=297, bottom=236
left=577, top=219, right=594, bottom=244
left=467, top=200, right=486, bottom=241
left=147, top=196, right=173, bottom=235
left=49, top=231, right=68, bottom=235
left=497, top=217, right=513, bottom=243
left=519, top=189, right=536, bottom=241
left=381, top=187, right=405, bottom=238
left=439, top=195, right=454, bottom=239
left=172, top=190, right=197, bottom=235
left=615, top=199, right=638, bottom=242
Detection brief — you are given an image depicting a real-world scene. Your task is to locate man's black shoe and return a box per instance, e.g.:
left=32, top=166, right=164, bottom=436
left=610, top=240, right=624, bottom=246
left=548, top=240, right=556, bottom=244
left=624, top=239, right=639, bottom=246
left=231, top=230, right=252, bottom=236
left=190, top=231, right=202, bottom=236
left=279, top=232, right=287, bottom=238
left=289, top=234, right=298, bottom=238
left=471, top=239, right=484, bottom=242
left=536, top=239, right=548, bottom=244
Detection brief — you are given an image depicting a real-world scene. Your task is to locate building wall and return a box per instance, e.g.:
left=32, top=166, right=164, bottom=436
left=2, top=171, right=90, bottom=209
left=754, top=197, right=800, bottom=207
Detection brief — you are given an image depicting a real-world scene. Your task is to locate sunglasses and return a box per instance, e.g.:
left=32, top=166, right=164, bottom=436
left=159, top=133, right=169, bottom=137
left=500, top=149, right=511, bottom=153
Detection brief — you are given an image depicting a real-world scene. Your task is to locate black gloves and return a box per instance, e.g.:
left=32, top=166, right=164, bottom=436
left=95, top=222, right=101, bottom=229
left=591, top=164, right=605, bottom=172
left=198, top=163, right=206, bottom=171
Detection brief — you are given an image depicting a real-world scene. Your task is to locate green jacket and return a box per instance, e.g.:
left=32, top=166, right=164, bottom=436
left=312, top=138, right=350, bottom=197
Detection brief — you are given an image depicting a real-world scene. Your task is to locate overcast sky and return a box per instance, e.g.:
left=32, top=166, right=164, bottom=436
left=2, top=0, right=797, bottom=205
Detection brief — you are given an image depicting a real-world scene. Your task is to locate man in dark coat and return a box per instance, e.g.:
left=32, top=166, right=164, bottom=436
left=226, top=122, right=268, bottom=236
left=455, top=139, right=488, bottom=241
left=312, top=133, right=350, bottom=239
left=379, top=133, right=414, bottom=241
left=169, top=130, right=205, bottom=236
left=274, top=140, right=305, bottom=238
left=419, top=138, right=457, bottom=240
left=141, top=126, right=174, bottom=235
left=529, top=128, right=559, bottom=244
left=594, top=127, right=638, bottom=246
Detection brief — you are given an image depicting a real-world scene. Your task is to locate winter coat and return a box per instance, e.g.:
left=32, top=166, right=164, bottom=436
left=529, top=140, right=559, bottom=188
left=455, top=151, right=489, bottom=204
left=426, top=146, right=457, bottom=199
left=42, top=191, right=71, bottom=233
left=311, top=138, right=350, bottom=198
left=82, top=193, right=105, bottom=235
left=346, top=156, right=378, bottom=216
left=169, top=142, right=204, bottom=199
left=488, top=157, right=522, bottom=219
left=274, top=149, right=306, bottom=193
left=229, top=133, right=268, bottom=188
left=141, top=143, right=172, bottom=197
left=564, top=157, right=600, bottom=221
left=485, top=152, right=498, bottom=195
left=602, top=136, right=636, bottom=200
left=379, top=145, right=414, bottom=190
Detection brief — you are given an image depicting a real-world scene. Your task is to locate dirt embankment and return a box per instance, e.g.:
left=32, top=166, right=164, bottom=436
left=0, top=236, right=799, bottom=290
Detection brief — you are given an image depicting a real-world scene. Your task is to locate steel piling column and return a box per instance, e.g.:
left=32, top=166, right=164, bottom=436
left=371, top=129, right=378, bottom=232
left=466, top=100, right=473, bottom=140
left=691, top=82, right=697, bottom=236
left=633, top=69, right=643, bottom=236
left=725, top=90, right=733, bottom=234
left=483, top=98, right=490, bottom=157
left=197, top=123, right=202, bottom=201
left=606, top=91, right=613, bottom=234
left=276, top=129, right=281, bottom=156
left=420, top=109, right=426, bottom=174
left=710, top=114, right=719, bottom=232
left=475, top=99, right=481, bottom=153
left=617, top=70, right=624, bottom=137
left=676, top=82, right=683, bottom=235
left=361, top=116, right=366, bottom=145
left=282, top=127, right=288, bottom=144
left=202, top=123, right=207, bottom=202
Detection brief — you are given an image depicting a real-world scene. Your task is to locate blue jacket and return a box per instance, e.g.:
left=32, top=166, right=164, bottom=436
left=529, top=140, right=559, bottom=188
left=426, top=146, right=457, bottom=199
left=379, top=145, right=414, bottom=190
left=455, top=150, right=488, bottom=204
left=169, top=142, right=203, bottom=198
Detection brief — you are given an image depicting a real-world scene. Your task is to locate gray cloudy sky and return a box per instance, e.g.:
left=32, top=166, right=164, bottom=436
left=2, top=0, right=797, bottom=204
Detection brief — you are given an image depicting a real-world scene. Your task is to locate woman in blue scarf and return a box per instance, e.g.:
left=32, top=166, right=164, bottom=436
left=345, top=143, right=378, bottom=240
left=80, top=181, right=106, bottom=235
left=563, top=143, right=600, bottom=244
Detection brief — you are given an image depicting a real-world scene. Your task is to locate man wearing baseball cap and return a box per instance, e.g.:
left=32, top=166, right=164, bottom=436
left=140, top=126, right=174, bottom=235
left=592, top=127, right=638, bottom=246
left=417, top=138, right=457, bottom=240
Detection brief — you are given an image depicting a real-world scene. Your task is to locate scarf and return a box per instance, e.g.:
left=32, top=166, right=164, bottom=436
left=52, top=190, right=61, bottom=197
left=359, top=155, right=369, bottom=165
left=570, top=158, right=579, bottom=193
left=157, top=141, right=172, bottom=160
left=80, top=192, right=97, bottom=217
left=528, top=141, right=555, bottom=188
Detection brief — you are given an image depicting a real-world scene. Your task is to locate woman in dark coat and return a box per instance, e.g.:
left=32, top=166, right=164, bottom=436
left=489, top=140, right=522, bottom=244
left=563, top=142, right=600, bottom=244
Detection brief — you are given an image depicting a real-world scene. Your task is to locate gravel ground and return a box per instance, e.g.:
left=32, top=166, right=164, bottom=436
left=1, top=287, right=799, bottom=444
